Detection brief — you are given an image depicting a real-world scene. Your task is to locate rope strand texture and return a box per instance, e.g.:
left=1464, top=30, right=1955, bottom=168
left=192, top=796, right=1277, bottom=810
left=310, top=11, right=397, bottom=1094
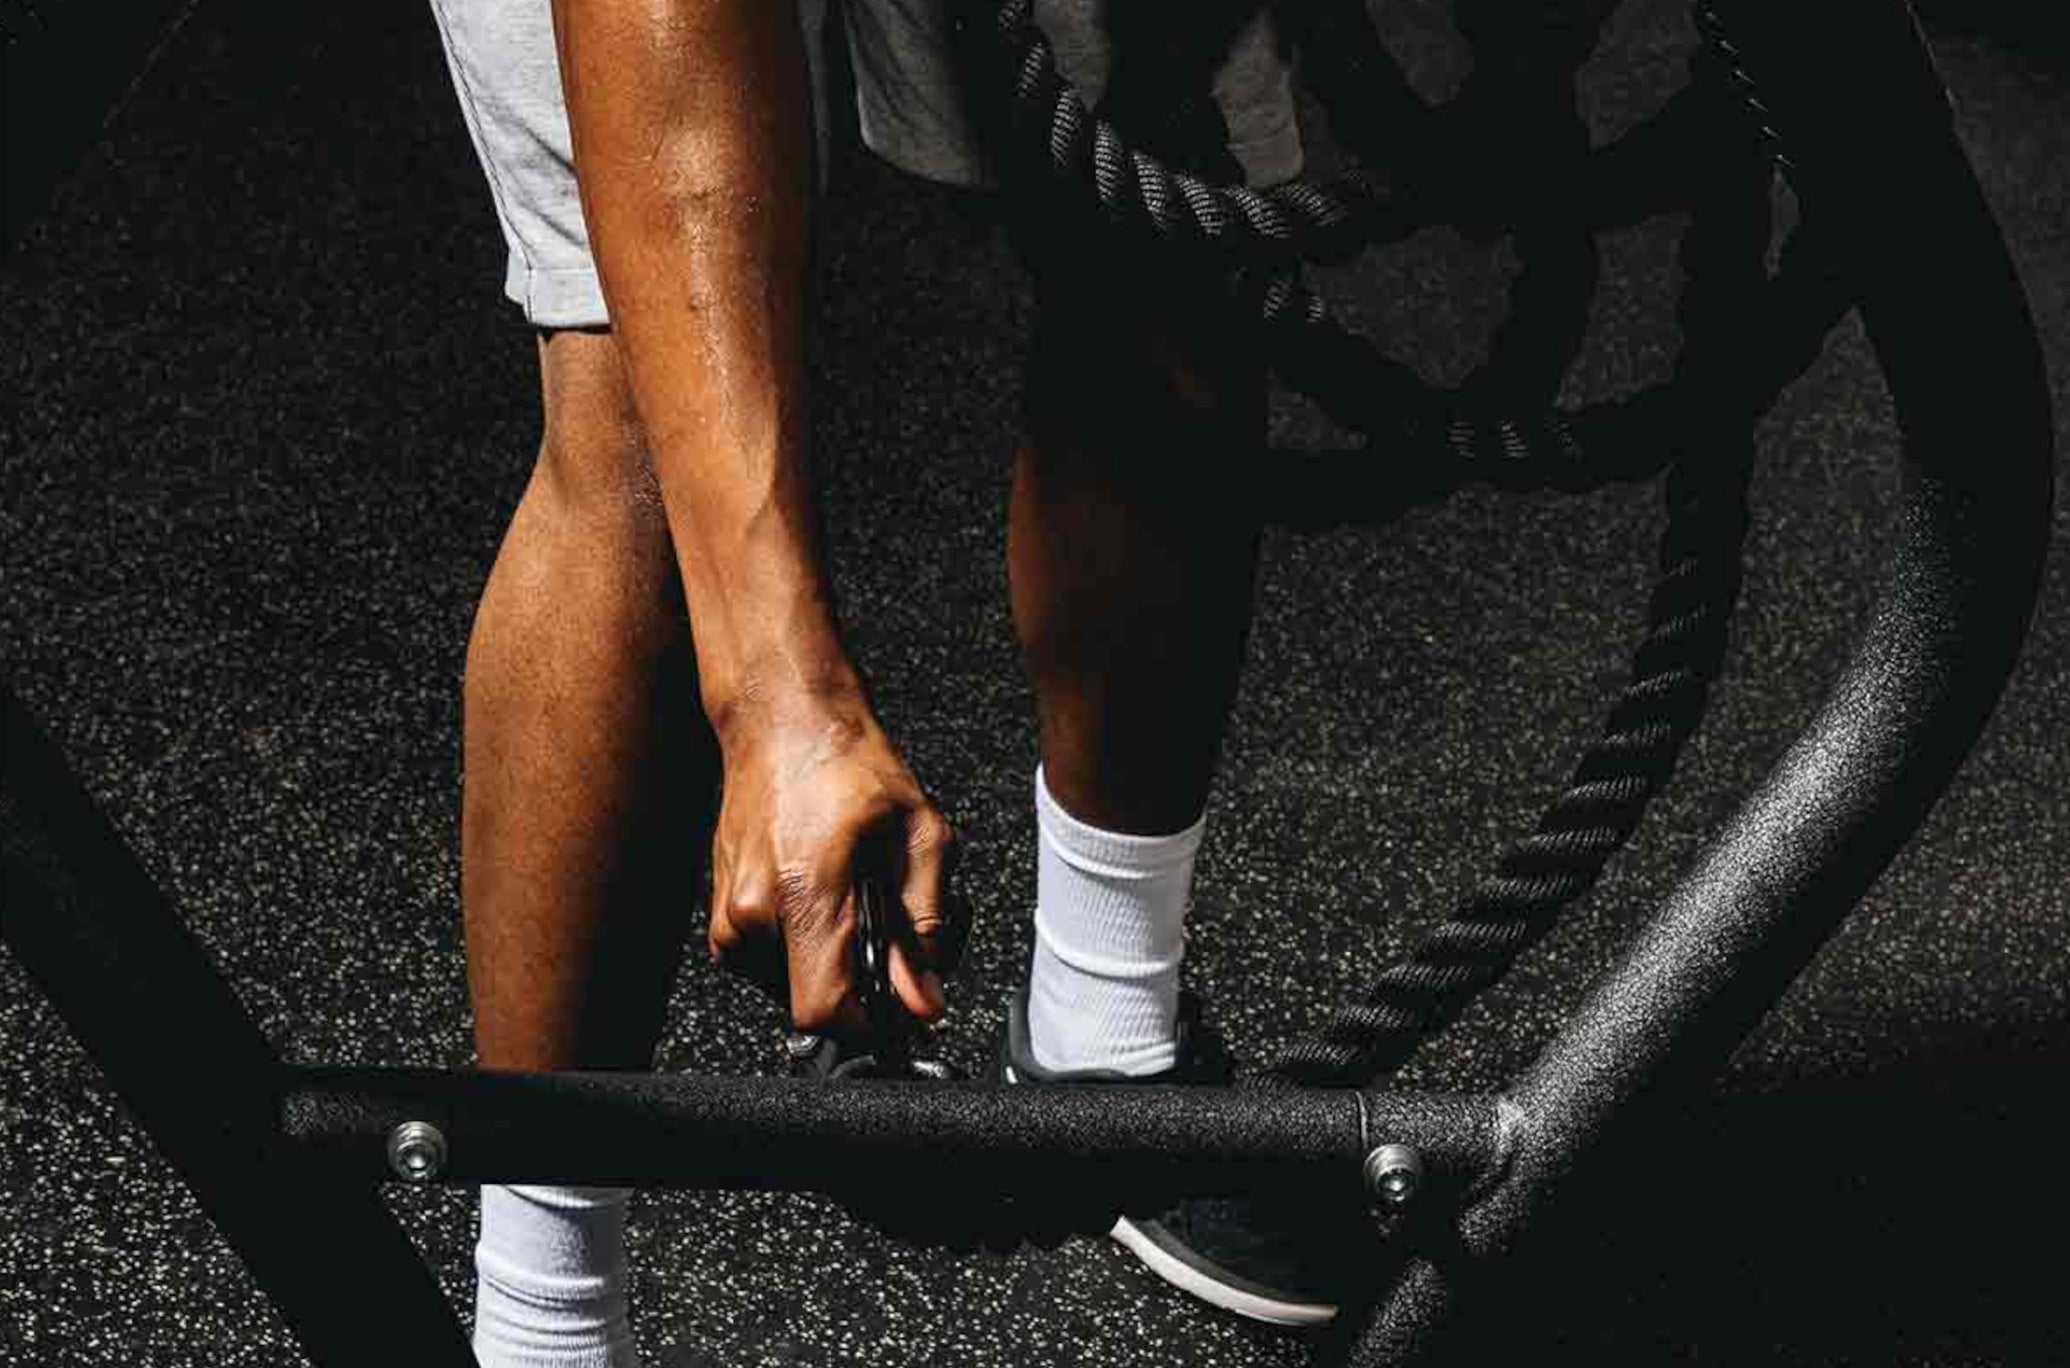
left=1264, top=123, right=1780, bottom=1090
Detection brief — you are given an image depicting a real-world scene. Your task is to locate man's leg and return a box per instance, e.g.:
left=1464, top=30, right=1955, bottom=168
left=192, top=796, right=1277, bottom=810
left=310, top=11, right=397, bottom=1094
left=463, top=328, right=718, bottom=1367
left=1008, top=274, right=1264, bottom=1076
left=1007, top=272, right=1351, bottom=1325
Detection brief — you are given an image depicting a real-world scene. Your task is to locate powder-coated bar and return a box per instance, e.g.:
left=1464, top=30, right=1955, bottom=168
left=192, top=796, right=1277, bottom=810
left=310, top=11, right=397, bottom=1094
left=279, top=1065, right=1502, bottom=1203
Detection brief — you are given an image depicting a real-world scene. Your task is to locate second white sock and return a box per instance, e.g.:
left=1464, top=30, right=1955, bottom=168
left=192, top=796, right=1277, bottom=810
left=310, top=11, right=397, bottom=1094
left=473, top=1184, right=637, bottom=1368
left=1026, top=766, right=1203, bottom=1077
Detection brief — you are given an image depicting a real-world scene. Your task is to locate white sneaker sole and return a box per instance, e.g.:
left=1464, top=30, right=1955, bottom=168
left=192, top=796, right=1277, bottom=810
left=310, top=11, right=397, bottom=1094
left=1109, top=1215, right=1340, bottom=1328
left=1003, top=1062, right=1339, bottom=1328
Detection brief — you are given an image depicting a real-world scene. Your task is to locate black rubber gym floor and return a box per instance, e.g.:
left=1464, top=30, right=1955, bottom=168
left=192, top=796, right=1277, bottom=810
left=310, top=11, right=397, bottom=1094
left=4, top=4, right=2066, bottom=1365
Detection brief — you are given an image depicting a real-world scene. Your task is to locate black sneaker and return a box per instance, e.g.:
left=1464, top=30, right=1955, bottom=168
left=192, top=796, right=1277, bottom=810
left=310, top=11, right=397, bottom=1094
left=996, top=987, right=1347, bottom=1326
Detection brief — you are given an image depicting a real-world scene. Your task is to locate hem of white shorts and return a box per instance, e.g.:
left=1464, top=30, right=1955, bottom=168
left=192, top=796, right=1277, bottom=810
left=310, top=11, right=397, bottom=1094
left=858, top=113, right=996, bottom=190
left=507, top=257, right=610, bottom=331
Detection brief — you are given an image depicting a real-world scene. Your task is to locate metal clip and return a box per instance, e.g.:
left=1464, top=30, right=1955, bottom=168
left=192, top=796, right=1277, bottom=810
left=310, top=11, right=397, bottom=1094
left=782, top=871, right=959, bottom=1082
left=854, top=874, right=903, bottom=1060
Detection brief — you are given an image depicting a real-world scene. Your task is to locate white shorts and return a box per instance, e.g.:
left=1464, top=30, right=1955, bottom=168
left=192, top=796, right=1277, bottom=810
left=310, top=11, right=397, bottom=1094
left=428, top=0, right=1303, bottom=328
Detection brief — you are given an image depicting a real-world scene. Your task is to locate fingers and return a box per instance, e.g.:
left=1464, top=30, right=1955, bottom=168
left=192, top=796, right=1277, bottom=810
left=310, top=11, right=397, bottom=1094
left=886, top=936, right=946, bottom=1022
left=897, top=807, right=960, bottom=969
left=778, top=856, right=869, bottom=1035
left=705, top=769, right=963, bottom=1035
left=707, top=868, right=786, bottom=1001
left=711, top=848, right=866, bottom=1035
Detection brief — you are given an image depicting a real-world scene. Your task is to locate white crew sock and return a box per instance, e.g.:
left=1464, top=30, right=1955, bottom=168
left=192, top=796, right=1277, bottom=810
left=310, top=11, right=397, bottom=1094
left=1026, top=765, right=1204, bottom=1077
left=473, top=1184, right=638, bottom=1368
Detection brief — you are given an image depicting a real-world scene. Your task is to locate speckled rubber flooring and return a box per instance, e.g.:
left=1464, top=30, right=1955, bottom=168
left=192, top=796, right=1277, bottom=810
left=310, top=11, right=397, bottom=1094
left=4, top=4, right=2067, bottom=1366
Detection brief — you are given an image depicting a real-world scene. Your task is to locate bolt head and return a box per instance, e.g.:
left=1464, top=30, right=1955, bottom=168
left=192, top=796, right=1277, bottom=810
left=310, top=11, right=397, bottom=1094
left=386, top=1120, right=448, bottom=1184
left=1364, top=1143, right=1424, bottom=1207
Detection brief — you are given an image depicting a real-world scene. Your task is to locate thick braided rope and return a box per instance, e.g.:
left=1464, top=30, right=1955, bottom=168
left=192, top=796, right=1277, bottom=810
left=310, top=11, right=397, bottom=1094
left=993, top=0, right=1400, bottom=262
left=985, top=0, right=1848, bottom=494
left=1262, top=142, right=1778, bottom=1090
left=1260, top=2, right=1859, bottom=1090
left=1254, top=4, right=1619, bottom=493
left=991, top=0, right=1741, bottom=264
left=1439, top=24, right=1603, bottom=438
left=1252, top=156, right=1853, bottom=502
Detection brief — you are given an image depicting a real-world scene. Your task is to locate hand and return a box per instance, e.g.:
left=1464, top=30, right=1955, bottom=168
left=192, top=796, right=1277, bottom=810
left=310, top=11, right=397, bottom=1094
left=706, top=688, right=959, bottom=1033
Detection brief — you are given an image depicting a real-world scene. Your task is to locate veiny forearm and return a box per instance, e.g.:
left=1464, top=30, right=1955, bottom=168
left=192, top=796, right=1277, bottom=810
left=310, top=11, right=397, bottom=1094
left=551, top=0, right=849, bottom=732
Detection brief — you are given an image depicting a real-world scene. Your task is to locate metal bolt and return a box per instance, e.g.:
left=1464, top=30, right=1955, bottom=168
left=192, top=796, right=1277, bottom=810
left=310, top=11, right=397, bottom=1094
left=387, top=1120, right=447, bottom=1184
left=1364, top=1143, right=1424, bottom=1207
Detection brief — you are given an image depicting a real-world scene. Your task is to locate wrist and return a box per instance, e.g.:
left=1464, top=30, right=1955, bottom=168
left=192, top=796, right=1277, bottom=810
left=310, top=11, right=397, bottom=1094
left=676, top=542, right=860, bottom=744
left=700, top=638, right=869, bottom=750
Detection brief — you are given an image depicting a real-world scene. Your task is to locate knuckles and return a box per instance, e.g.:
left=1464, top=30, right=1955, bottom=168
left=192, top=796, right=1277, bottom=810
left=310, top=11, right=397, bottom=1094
left=772, top=864, right=830, bottom=924
left=707, top=911, right=744, bottom=953
left=723, top=872, right=780, bottom=931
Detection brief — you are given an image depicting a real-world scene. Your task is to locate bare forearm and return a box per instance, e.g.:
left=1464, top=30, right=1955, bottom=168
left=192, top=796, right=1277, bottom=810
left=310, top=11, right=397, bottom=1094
left=551, top=0, right=847, bottom=731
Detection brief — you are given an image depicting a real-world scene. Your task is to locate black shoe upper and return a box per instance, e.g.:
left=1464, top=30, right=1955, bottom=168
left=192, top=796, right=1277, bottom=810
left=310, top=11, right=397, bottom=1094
left=995, top=985, right=1365, bottom=1310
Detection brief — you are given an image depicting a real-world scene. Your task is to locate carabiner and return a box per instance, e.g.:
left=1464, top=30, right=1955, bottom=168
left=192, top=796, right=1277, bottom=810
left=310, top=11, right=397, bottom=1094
left=783, top=871, right=958, bottom=1082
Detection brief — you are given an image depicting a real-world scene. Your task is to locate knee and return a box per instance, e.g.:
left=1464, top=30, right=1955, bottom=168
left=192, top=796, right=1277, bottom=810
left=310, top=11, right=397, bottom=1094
left=535, top=419, right=664, bottom=528
left=1026, top=278, right=1265, bottom=456
left=533, top=329, right=667, bottom=524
